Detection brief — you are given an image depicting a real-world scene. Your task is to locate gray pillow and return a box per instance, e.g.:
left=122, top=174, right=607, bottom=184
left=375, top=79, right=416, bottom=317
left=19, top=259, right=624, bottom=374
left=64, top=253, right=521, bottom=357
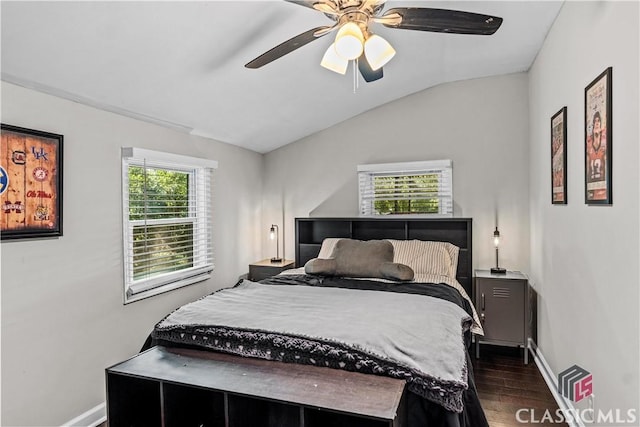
left=331, top=239, right=394, bottom=278
left=304, top=258, right=337, bottom=275
left=379, top=262, right=415, bottom=281
left=304, top=239, right=414, bottom=281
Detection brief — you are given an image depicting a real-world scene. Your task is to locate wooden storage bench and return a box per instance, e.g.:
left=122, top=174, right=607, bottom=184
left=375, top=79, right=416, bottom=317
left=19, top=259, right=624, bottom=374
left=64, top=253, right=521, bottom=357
left=106, top=346, right=407, bottom=427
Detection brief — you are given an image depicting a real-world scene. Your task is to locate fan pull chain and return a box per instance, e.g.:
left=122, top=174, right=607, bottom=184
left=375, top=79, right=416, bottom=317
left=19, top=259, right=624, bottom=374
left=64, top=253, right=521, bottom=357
left=353, top=59, right=356, bottom=93
left=353, top=59, right=359, bottom=94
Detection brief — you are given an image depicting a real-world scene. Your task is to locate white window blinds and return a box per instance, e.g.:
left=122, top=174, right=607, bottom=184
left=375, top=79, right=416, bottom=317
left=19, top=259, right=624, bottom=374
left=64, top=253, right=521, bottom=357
left=358, top=160, right=453, bottom=217
left=121, top=147, right=217, bottom=303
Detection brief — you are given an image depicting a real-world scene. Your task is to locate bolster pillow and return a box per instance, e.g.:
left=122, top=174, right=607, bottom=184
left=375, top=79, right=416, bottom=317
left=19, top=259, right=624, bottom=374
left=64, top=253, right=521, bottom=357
left=304, top=239, right=414, bottom=282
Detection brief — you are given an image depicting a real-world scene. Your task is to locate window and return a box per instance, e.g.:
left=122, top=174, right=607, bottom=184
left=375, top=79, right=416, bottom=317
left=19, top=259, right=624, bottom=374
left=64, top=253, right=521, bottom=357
left=121, top=147, right=217, bottom=303
left=358, top=160, right=453, bottom=217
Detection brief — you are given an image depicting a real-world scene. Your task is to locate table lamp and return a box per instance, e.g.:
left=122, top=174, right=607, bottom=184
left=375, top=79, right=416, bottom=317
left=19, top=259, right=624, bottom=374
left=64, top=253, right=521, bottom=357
left=269, top=224, right=282, bottom=263
left=491, top=227, right=506, bottom=274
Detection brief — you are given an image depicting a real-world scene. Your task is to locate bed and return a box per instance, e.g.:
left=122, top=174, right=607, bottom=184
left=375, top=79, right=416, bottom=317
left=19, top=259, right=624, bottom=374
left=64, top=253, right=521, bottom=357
left=148, top=217, right=487, bottom=427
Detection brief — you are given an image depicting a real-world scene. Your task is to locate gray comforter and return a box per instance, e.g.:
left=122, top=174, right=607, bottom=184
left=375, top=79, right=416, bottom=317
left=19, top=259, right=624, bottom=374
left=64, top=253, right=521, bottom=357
left=154, top=279, right=473, bottom=412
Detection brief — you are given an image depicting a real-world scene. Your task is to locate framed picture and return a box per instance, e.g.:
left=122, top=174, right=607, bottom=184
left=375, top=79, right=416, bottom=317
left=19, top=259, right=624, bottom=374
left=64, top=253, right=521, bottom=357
left=584, top=67, right=612, bottom=205
left=551, top=107, right=568, bottom=204
left=0, top=124, right=63, bottom=239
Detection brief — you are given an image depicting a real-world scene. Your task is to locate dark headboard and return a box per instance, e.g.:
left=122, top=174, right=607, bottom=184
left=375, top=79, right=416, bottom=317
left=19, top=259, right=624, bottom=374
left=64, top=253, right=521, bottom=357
left=295, top=217, right=473, bottom=296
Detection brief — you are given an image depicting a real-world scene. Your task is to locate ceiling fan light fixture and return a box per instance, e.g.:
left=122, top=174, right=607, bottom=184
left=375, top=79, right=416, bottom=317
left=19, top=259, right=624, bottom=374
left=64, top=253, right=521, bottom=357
left=364, top=34, right=396, bottom=70
left=246, top=2, right=504, bottom=84
left=334, top=22, right=364, bottom=60
left=320, top=43, right=348, bottom=74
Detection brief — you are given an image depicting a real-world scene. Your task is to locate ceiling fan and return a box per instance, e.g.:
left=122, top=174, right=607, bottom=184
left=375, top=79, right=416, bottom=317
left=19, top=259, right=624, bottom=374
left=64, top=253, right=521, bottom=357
left=245, top=0, right=503, bottom=82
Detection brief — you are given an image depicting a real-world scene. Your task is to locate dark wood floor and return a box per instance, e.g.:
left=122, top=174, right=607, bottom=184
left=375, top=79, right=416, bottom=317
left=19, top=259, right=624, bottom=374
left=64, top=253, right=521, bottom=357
left=472, top=345, right=565, bottom=427
left=100, top=345, right=562, bottom=427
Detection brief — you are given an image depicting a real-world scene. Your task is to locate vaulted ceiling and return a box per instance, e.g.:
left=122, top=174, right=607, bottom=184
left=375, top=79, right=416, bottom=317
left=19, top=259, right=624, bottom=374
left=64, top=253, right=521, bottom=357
left=1, top=1, right=563, bottom=153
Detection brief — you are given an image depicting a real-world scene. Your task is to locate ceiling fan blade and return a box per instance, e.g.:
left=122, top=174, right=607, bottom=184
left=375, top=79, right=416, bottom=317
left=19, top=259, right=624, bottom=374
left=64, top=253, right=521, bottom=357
left=284, top=0, right=338, bottom=12
left=358, top=55, right=383, bottom=83
left=284, top=0, right=316, bottom=10
left=245, top=26, right=333, bottom=69
left=313, top=3, right=340, bottom=16
left=379, top=7, right=503, bottom=35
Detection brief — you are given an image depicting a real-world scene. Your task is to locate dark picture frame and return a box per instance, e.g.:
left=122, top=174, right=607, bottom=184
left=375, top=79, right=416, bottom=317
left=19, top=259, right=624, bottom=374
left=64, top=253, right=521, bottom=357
left=551, top=107, right=568, bottom=204
left=0, top=124, right=64, bottom=239
left=584, top=67, right=612, bottom=205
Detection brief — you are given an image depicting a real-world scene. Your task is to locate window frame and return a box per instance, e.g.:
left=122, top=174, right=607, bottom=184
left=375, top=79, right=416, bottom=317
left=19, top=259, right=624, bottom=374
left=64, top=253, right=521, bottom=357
left=121, top=147, right=217, bottom=304
left=357, top=160, right=453, bottom=218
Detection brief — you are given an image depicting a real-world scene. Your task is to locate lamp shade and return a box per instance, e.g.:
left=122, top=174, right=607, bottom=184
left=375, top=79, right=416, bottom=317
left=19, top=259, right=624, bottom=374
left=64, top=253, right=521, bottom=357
left=334, top=22, right=364, bottom=60
left=493, top=227, right=500, bottom=247
left=320, top=43, right=348, bottom=74
left=364, top=34, right=396, bottom=70
left=269, top=225, right=276, bottom=240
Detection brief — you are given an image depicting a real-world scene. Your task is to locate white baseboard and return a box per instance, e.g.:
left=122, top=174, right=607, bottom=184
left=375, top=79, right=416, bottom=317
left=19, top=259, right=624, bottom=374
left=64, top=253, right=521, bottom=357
left=528, top=339, right=586, bottom=427
left=61, top=402, right=106, bottom=427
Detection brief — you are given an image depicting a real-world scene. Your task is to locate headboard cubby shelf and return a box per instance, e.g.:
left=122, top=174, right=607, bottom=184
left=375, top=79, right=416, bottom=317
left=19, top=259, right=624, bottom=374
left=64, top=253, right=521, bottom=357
left=295, top=217, right=473, bottom=297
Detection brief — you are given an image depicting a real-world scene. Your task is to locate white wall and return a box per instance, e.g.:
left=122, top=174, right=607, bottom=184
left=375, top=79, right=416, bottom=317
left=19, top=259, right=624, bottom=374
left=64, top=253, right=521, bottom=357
left=0, top=82, right=263, bottom=426
left=262, top=73, right=531, bottom=273
left=529, top=1, right=639, bottom=416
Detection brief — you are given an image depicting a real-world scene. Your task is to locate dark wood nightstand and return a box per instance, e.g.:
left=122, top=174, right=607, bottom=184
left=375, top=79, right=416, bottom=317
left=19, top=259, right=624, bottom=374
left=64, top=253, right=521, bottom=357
left=474, top=269, right=533, bottom=364
left=249, top=259, right=295, bottom=281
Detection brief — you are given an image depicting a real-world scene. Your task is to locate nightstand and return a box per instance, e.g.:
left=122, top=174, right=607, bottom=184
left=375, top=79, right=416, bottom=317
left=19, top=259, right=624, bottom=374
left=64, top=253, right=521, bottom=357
left=474, top=269, right=532, bottom=364
left=249, top=259, right=295, bottom=281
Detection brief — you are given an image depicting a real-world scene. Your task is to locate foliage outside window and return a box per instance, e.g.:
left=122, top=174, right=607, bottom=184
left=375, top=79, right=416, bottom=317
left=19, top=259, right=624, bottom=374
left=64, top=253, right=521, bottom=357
left=122, top=148, right=217, bottom=303
left=358, top=160, right=453, bottom=217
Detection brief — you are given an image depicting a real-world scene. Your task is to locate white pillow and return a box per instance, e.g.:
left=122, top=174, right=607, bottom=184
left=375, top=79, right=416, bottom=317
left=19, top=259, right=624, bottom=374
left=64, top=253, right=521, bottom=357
left=446, top=243, right=460, bottom=278
left=317, top=238, right=342, bottom=259
left=387, top=240, right=459, bottom=279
